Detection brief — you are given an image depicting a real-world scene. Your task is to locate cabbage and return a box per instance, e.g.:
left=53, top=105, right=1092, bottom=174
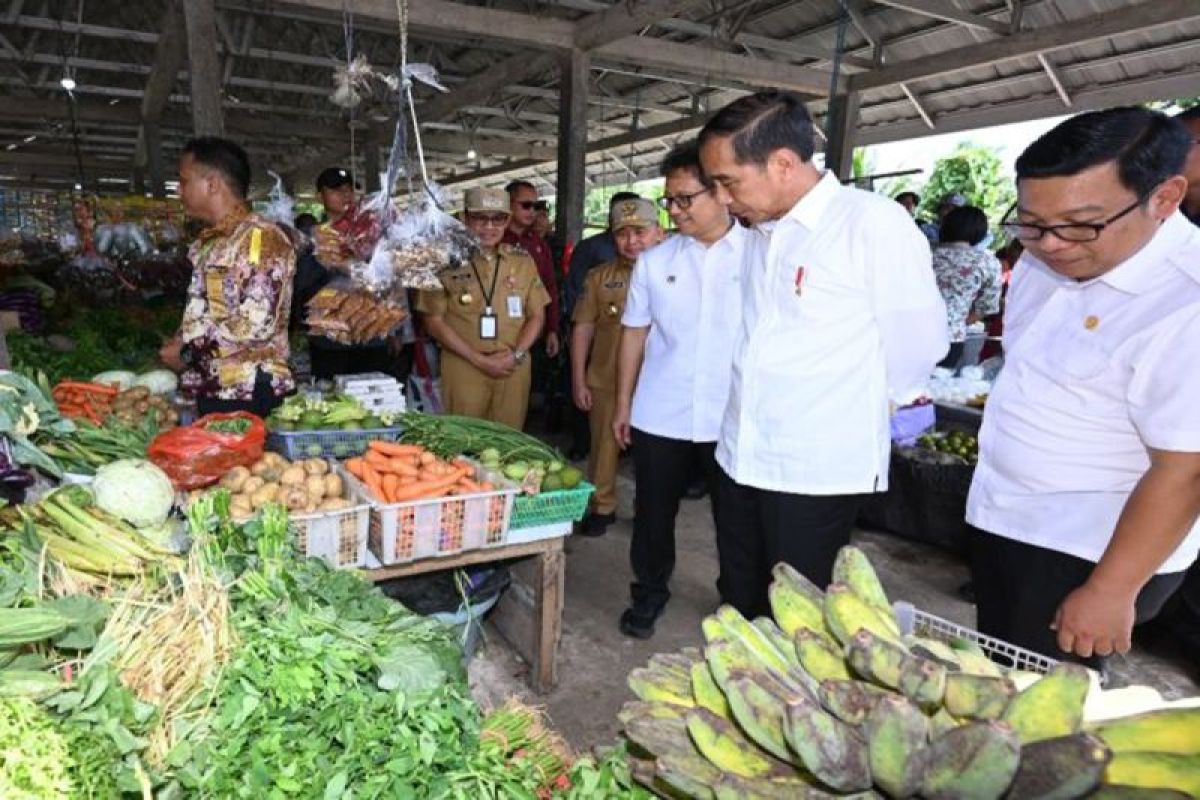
left=92, top=458, right=174, bottom=528
left=133, top=369, right=179, bottom=395
left=91, top=370, right=137, bottom=390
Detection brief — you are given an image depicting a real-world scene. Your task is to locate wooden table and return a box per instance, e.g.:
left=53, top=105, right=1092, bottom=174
left=363, top=535, right=566, bottom=693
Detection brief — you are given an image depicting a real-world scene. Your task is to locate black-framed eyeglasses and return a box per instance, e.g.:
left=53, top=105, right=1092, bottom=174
left=1000, top=194, right=1149, bottom=243
left=657, top=188, right=710, bottom=211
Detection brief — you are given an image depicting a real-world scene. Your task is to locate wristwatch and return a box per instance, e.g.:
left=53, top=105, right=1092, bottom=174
left=513, top=348, right=528, bottom=365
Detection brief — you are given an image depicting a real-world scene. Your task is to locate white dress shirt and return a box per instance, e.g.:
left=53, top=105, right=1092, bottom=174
left=717, top=172, right=948, bottom=494
left=967, top=212, right=1200, bottom=574
left=622, top=223, right=746, bottom=442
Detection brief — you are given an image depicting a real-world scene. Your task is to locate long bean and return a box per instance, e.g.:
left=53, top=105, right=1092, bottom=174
left=398, top=413, right=562, bottom=464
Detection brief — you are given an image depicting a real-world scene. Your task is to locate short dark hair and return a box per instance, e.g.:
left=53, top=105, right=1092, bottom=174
left=1015, top=107, right=1190, bottom=198
left=660, top=140, right=712, bottom=187
left=894, top=191, right=919, bottom=205
left=939, top=205, right=989, bottom=246
left=182, top=137, right=251, bottom=199
left=1176, top=106, right=1200, bottom=124
left=505, top=180, right=536, bottom=196
left=609, top=191, right=640, bottom=206
left=698, top=90, right=815, bottom=166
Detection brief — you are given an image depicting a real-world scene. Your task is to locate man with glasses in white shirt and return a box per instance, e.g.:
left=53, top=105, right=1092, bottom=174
left=611, top=141, right=746, bottom=638
left=966, top=107, right=1200, bottom=664
left=698, top=91, right=947, bottom=617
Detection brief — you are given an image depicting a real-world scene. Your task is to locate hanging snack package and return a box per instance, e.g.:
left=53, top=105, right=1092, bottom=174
left=305, top=276, right=409, bottom=345
left=386, top=185, right=479, bottom=290
left=147, top=412, right=266, bottom=491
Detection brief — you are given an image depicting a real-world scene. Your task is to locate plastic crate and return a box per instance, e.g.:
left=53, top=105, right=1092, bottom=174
left=266, top=426, right=403, bottom=461
left=510, top=482, right=594, bottom=529
left=894, top=601, right=1060, bottom=675
left=291, top=494, right=370, bottom=569
left=345, top=464, right=519, bottom=566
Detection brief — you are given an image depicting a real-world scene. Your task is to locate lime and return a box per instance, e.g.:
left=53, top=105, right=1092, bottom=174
left=541, top=473, right=564, bottom=492
left=558, top=466, right=583, bottom=489
left=504, top=462, right=530, bottom=480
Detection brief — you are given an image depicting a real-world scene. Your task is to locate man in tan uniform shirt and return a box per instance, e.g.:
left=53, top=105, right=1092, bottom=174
left=572, top=198, right=662, bottom=535
left=417, top=187, right=550, bottom=430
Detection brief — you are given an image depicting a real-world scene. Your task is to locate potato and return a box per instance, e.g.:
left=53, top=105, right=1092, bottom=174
left=303, top=459, right=330, bottom=476
left=250, top=458, right=271, bottom=476
left=318, top=497, right=351, bottom=511
left=230, top=495, right=253, bottom=518
left=262, top=452, right=288, bottom=469
left=304, top=475, right=327, bottom=500
left=241, top=475, right=266, bottom=495
left=323, top=473, right=344, bottom=499
left=282, top=487, right=309, bottom=511
left=280, top=465, right=306, bottom=486
left=303, top=499, right=319, bottom=513
left=250, top=483, right=280, bottom=509
left=220, top=465, right=252, bottom=493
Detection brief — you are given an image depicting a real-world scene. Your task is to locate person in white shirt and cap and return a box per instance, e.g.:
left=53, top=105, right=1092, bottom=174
left=697, top=90, right=948, bottom=617
left=611, top=141, right=747, bottom=638
left=967, top=106, right=1200, bottom=664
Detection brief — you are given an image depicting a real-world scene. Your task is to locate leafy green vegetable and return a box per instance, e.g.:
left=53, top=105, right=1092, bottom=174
left=0, top=694, right=73, bottom=797
left=0, top=371, right=74, bottom=477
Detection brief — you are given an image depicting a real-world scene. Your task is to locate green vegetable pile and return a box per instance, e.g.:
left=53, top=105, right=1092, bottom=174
left=0, top=695, right=73, bottom=797
left=268, top=393, right=395, bottom=433
left=8, top=307, right=175, bottom=384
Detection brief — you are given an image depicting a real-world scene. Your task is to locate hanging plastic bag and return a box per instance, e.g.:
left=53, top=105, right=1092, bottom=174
left=305, top=276, right=409, bottom=345
left=147, top=411, right=266, bottom=490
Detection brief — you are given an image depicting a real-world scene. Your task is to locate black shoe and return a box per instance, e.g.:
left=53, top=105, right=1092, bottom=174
left=578, top=511, right=616, bottom=537
left=683, top=481, right=708, bottom=500
left=620, top=604, right=665, bottom=639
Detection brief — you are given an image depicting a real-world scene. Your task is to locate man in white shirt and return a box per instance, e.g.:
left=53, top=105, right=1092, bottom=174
left=611, top=141, right=746, bottom=638
left=967, top=107, right=1200, bottom=663
left=698, top=90, right=947, bottom=616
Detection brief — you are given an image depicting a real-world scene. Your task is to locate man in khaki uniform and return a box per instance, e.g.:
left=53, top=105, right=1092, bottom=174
left=417, top=187, right=550, bottom=429
left=572, top=198, right=662, bottom=535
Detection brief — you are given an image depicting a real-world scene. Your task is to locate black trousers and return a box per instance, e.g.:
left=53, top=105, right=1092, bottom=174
left=937, top=341, right=965, bottom=370
left=1154, top=560, right=1200, bottom=666
left=970, top=528, right=1185, bottom=666
left=713, top=467, right=863, bottom=618
left=629, top=429, right=718, bottom=611
left=196, top=369, right=282, bottom=418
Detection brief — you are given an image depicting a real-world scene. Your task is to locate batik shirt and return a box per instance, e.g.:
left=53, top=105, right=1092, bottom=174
left=931, top=242, right=1003, bottom=343
left=180, top=207, right=296, bottom=400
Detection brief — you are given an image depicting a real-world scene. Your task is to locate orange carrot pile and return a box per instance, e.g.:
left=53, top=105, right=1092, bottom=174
left=52, top=381, right=119, bottom=424
left=345, top=441, right=495, bottom=504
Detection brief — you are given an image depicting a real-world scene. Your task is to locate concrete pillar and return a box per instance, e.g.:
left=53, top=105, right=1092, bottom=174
left=823, top=91, right=861, bottom=180
left=554, top=48, right=589, bottom=249
left=182, top=0, right=224, bottom=136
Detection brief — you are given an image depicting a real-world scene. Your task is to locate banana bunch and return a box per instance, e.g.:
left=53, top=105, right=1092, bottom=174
left=619, top=545, right=1200, bottom=799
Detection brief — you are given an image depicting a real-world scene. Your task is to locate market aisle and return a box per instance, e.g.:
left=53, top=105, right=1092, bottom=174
left=470, top=469, right=1200, bottom=752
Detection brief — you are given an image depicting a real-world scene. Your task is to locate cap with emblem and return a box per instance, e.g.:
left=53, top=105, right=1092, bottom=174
left=610, top=197, right=659, bottom=232
left=316, top=167, right=354, bottom=191
left=464, top=187, right=511, bottom=215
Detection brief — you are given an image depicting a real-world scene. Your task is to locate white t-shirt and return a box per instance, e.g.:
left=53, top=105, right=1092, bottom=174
left=717, top=172, right=948, bottom=495
left=622, top=224, right=746, bottom=443
left=967, top=212, right=1200, bottom=574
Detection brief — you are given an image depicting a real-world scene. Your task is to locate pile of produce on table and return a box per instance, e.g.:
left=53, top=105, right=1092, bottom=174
left=7, top=307, right=176, bottom=385
left=266, top=390, right=395, bottom=433
left=400, top=412, right=585, bottom=494
left=345, top=440, right=498, bottom=504
left=0, top=488, right=648, bottom=797
left=191, top=452, right=352, bottom=519
left=617, top=545, right=1199, bottom=799
left=915, top=430, right=978, bottom=465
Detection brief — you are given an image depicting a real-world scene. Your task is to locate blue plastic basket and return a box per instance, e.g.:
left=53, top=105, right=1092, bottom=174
left=266, top=426, right=403, bottom=460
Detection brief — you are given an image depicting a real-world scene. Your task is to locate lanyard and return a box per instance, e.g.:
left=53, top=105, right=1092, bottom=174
left=469, top=252, right=502, bottom=312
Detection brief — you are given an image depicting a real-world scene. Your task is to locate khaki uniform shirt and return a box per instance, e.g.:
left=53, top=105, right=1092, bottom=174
left=416, top=244, right=550, bottom=354
left=573, top=257, right=634, bottom=390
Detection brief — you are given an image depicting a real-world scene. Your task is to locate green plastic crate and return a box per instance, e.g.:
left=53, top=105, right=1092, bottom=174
left=266, top=426, right=403, bottom=460
left=510, top=482, right=594, bottom=529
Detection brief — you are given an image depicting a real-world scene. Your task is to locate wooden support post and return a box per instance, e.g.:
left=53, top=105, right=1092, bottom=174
left=144, top=122, right=165, bottom=198
left=555, top=48, right=589, bottom=251
left=182, top=0, right=224, bottom=136
left=823, top=91, right=861, bottom=181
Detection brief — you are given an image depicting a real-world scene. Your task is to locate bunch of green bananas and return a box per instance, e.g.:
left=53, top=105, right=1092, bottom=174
left=619, top=545, right=1200, bottom=799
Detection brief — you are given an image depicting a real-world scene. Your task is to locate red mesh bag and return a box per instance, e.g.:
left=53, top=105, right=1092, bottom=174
left=147, top=412, right=266, bottom=490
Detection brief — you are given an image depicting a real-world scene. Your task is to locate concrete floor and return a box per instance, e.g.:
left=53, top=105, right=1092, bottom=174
left=468, top=463, right=1200, bottom=753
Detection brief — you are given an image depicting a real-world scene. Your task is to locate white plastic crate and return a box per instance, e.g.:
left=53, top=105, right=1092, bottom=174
left=894, top=601, right=1101, bottom=681
left=344, top=462, right=518, bottom=566
left=288, top=465, right=370, bottom=569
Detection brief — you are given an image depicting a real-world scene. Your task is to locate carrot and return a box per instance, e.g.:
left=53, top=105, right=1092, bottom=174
left=479, top=482, right=494, bottom=492
left=389, top=466, right=471, bottom=503
left=391, top=458, right=420, bottom=477
left=365, top=449, right=394, bottom=472
left=399, top=475, right=418, bottom=486
left=456, top=477, right=483, bottom=493
left=57, top=381, right=119, bottom=396
left=382, top=473, right=401, bottom=503
left=361, top=463, right=385, bottom=500
left=418, top=451, right=436, bottom=466
left=368, top=441, right=424, bottom=457
left=345, top=457, right=366, bottom=479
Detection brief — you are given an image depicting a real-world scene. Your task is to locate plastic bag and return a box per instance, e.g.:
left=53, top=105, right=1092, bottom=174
left=305, top=276, right=409, bottom=344
left=147, top=412, right=266, bottom=490
left=354, top=186, right=477, bottom=293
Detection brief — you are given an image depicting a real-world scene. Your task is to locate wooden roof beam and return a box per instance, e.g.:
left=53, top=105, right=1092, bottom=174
left=870, top=0, right=1009, bottom=35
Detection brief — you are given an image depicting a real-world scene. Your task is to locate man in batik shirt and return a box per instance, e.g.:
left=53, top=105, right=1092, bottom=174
left=160, top=137, right=295, bottom=416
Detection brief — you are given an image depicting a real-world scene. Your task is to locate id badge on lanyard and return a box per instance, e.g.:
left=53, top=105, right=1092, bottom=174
left=479, top=307, right=498, bottom=340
